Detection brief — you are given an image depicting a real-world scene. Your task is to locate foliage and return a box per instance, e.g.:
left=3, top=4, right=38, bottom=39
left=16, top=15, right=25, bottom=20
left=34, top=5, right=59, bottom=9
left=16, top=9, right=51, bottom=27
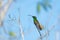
left=37, top=0, right=52, bottom=13
left=9, top=32, right=16, bottom=37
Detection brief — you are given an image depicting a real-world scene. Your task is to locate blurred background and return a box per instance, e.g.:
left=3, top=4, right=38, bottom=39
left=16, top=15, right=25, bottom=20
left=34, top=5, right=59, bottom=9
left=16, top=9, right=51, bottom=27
left=0, top=0, right=60, bottom=40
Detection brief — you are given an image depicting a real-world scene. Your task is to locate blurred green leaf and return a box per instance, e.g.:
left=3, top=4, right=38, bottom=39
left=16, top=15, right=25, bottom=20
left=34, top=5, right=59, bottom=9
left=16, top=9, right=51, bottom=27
left=9, top=32, right=16, bottom=37
left=37, top=3, right=41, bottom=13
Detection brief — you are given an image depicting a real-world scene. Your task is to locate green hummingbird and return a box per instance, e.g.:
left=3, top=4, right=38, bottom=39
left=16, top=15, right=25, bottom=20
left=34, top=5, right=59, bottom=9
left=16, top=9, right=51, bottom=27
left=32, top=16, right=44, bottom=36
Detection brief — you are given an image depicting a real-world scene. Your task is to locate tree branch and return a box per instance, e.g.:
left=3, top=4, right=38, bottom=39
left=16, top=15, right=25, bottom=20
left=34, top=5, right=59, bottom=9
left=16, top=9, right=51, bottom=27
left=18, top=8, right=24, bottom=40
left=18, top=17, right=24, bottom=40
left=0, top=0, right=13, bottom=26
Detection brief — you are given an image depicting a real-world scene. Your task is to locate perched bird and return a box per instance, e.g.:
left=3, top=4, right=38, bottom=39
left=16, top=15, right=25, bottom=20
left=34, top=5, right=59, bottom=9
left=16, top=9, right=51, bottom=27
left=32, top=16, right=44, bottom=36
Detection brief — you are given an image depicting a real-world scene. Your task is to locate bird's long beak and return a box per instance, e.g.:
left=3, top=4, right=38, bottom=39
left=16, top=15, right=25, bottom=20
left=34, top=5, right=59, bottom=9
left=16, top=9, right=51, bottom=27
left=28, top=15, right=33, bottom=17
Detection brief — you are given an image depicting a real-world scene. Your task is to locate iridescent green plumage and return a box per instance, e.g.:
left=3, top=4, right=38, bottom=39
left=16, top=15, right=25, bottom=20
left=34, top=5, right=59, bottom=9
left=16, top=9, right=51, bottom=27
left=32, top=16, right=43, bottom=30
left=32, top=16, right=44, bottom=36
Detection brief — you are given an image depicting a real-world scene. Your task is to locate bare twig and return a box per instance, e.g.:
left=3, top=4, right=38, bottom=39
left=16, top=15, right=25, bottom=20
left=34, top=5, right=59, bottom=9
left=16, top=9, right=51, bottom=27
left=18, top=8, right=24, bottom=40
left=37, top=24, right=55, bottom=40
left=0, top=0, right=13, bottom=25
left=0, top=0, right=13, bottom=34
left=37, top=13, right=58, bottom=40
left=0, top=0, right=12, bottom=25
left=40, top=25, right=55, bottom=39
left=18, top=17, right=24, bottom=40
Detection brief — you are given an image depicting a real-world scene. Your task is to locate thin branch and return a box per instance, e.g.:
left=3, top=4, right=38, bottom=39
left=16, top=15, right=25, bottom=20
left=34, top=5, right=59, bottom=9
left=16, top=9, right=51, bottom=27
left=37, top=25, right=55, bottom=40
left=39, top=17, right=58, bottom=40
left=0, top=0, right=12, bottom=25
left=18, top=8, right=24, bottom=40
left=18, top=17, right=24, bottom=40
left=0, top=0, right=13, bottom=24
left=0, top=0, right=13, bottom=34
left=40, top=25, right=55, bottom=39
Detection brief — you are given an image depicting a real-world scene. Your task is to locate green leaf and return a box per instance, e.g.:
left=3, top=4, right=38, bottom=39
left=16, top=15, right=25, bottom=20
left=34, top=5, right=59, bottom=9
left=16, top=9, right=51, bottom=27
left=9, top=32, right=16, bottom=37
left=37, top=3, right=41, bottom=13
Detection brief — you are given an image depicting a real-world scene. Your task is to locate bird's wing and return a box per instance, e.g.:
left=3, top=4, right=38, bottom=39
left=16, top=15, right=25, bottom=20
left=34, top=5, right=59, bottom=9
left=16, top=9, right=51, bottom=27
left=34, top=20, right=42, bottom=36
left=34, top=20, right=43, bottom=30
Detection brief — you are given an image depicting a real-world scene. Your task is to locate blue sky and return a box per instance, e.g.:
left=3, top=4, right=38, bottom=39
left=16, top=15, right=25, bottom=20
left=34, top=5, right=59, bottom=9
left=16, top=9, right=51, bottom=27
left=0, top=0, right=60, bottom=40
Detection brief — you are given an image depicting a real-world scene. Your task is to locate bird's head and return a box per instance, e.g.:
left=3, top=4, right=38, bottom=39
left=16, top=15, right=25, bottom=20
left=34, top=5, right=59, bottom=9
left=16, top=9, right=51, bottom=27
left=28, top=15, right=37, bottom=20
left=32, top=16, right=37, bottom=21
left=32, top=16, right=37, bottom=20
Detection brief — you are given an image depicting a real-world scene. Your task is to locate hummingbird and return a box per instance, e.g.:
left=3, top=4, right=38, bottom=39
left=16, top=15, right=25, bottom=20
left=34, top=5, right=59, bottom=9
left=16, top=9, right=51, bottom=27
left=28, top=15, right=44, bottom=36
